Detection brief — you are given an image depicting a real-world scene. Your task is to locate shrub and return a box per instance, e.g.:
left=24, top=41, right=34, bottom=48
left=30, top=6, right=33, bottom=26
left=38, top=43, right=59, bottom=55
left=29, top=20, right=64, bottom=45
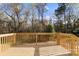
left=45, top=24, right=53, bottom=32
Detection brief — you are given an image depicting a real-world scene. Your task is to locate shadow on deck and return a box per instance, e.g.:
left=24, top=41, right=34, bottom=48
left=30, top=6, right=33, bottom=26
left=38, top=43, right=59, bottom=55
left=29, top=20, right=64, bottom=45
left=34, top=46, right=40, bottom=56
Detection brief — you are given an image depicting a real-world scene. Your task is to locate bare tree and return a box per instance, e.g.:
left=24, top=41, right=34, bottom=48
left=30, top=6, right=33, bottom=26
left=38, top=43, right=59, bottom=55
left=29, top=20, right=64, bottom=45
left=0, top=3, right=30, bottom=32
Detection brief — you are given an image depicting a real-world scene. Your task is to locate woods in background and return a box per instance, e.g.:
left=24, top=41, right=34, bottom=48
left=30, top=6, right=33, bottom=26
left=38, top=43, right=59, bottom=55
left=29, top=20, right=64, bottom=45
left=0, top=3, right=79, bottom=35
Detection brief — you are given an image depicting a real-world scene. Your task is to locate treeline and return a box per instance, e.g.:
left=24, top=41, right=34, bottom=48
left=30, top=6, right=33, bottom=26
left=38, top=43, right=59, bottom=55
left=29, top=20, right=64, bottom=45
left=0, top=3, right=79, bottom=35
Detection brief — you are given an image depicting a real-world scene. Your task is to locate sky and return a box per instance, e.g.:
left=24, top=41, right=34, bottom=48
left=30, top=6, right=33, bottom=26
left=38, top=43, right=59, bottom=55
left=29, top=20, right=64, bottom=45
left=43, top=3, right=58, bottom=21
left=23, top=3, right=58, bottom=16
left=46, top=3, right=58, bottom=16
left=23, top=3, right=58, bottom=20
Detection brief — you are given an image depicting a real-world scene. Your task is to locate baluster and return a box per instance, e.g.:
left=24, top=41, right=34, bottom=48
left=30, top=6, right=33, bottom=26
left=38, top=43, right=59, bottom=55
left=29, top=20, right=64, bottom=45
left=0, top=37, right=1, bottom=52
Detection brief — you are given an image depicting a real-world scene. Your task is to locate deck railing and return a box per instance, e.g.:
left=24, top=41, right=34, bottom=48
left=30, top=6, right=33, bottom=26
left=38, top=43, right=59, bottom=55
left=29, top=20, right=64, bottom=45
left=16, top=33, right=56, bottom=44
left=55, top=33, right=79, bottom=55
left=0, top=33, right=16, bottom=52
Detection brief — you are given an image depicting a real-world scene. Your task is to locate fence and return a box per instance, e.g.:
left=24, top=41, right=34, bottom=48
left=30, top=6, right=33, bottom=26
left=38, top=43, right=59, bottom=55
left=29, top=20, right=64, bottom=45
left=0, top=33, right=16, bottom=52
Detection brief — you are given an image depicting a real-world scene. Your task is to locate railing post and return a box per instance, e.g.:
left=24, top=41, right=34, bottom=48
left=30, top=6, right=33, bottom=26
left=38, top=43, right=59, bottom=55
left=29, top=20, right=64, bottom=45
left=13, top=33, right=16, bottom=44
left=36, top=33, right=38, bottom=46
left=0, top=37, right=1, bottom=52
left=54, top=33, right=60, bottom=45
left=77, top=40, right=79, bottom=55
left=56, top=34, right=60, bottom=45
left=71, top=38, right=75, bottom=56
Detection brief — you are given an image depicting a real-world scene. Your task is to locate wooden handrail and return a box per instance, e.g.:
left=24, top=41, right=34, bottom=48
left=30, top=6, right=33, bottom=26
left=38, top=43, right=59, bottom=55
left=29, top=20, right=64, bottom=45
left=0, top=33, right=14, bottom=37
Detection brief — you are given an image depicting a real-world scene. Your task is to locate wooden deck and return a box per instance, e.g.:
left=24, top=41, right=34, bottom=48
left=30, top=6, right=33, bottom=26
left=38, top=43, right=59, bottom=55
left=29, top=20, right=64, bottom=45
left=0, top=45, right=71, bottom=56
left=39, top=45, right=71, bottom=56
left=0, top=47, right=35, bottom=56
left=0, top=33, right=79, bottom=56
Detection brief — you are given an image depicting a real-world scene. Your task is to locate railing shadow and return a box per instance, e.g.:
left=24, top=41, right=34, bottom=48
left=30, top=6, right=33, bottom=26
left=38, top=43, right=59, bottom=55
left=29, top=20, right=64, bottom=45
left=34, top=46, right=40, bottom=56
